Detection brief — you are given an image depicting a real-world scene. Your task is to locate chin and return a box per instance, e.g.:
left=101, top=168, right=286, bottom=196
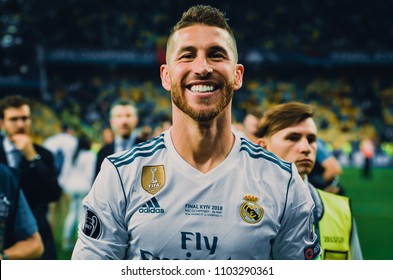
left=298, top=168, right=310, bottom=177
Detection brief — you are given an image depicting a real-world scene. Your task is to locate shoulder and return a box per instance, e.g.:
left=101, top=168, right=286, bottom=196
left=238, top=136, right=293, bottom=174
left=98, top=143, right=114, bottom=155
left=317, top=188, right=350, bottom=204
left=0, top=163, right=18, bottom=195
left=107, top=134, right=166, bottom=168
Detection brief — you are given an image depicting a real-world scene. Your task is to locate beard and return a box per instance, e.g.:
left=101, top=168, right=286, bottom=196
left=171, top=83, right=235, bottom=122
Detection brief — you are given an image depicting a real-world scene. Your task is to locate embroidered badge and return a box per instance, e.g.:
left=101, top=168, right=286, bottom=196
left=82, top=209, right=102, bottom=239
left=239, top=195, right=264, bottom=224
left=304, top=235, right=321, bottom=260
left=141, top=165, right=165, bottom=195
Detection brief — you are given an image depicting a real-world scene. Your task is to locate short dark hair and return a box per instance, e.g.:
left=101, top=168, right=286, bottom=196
left=256, top=102, right=315, bottom=138
left=245, top=107, right=264, bottom=119
left=109, top=99, right=138, bottom=119
left=166, top=5, right=238, bottom=62
left=0, top=95, right=30, bottom=119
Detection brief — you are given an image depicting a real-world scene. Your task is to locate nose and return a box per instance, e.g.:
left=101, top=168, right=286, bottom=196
left=15, top=118, right=28, bottom=127
left=299, top=138, right=312, bottom=155
left=194, top=56, right=213, bottom=77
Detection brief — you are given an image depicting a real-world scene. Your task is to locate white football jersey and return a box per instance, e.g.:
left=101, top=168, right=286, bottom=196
left=72, top=129, right=319, bottom=260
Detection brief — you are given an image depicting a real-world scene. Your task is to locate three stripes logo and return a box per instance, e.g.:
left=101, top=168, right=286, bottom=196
left=139, top=197, right=164, bottom=214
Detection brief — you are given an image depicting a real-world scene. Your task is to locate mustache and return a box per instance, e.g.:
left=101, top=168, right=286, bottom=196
left=182, top=73, right=223, bottom=87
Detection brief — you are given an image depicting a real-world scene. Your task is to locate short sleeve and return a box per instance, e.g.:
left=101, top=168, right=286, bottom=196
left=13, top=190, right=39, bottom=241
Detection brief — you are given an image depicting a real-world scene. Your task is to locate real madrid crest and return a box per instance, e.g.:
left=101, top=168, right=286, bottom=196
left=142, top=165, right=165, bottom=194
left=239, top=194, right=264, bottom=224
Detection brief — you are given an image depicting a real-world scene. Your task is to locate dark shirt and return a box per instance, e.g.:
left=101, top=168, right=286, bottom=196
left=0, top=163, right=38, bottom=250
left=0, top=137, right=61, bottom=259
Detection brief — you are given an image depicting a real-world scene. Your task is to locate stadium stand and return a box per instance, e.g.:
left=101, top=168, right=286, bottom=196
left=1, top=0, right=392, bottom=166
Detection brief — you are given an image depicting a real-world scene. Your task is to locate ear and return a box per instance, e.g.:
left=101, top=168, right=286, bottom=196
left=160, top=64, right=171, bottom=91
left=257, top=138, right=268, bottom=149
left=233, top=64, right=244, bottom=90
left=109, top=118, right=115, bottom=129
left=133, top=115, right=139, bottom=127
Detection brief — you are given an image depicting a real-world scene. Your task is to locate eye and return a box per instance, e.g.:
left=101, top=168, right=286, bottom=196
left=307, top=135, right=317, bottom=144
left=286, top=135, right=300, bottom=142
left=210, top=52, right=224, bottom=58
left=179, top=53, right=195, bottom=61
left=209, top=51, right=227, bottom=61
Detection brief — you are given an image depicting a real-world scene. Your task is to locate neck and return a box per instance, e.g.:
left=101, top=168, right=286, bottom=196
left=170, top=112, right=234, bottom=173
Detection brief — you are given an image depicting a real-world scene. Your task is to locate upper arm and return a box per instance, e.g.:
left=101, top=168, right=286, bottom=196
left=272, top=167, right=320, bottom=259
left=14, top=189, right=38, bottom=241
left=72, top=159, right=129, bottom=259
left=321, top=157, right=342, bottom=179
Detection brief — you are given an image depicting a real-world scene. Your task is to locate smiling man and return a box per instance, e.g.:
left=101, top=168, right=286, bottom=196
left=72, top=5, right=319, bottom=260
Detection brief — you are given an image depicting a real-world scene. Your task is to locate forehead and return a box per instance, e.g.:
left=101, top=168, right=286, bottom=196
left=274, top=118, right=317, bottom=136
left=111, top=105, right=135, bottom=115
left=3, top=104, right=31, bottom=116
left=171, top=25, right=235, bottom=55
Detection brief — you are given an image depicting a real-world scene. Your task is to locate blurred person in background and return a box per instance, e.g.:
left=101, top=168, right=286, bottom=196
left=135, top=125, right=153, bottom=143
left=95, top=99, right=141, bottom=177
left=256, top=102, right=362, bottom=260
left=152, top=116, right=172, bottom=137
left=62, top=133, right=96, bottom=251
left=360, top=137, right=375, bottom=179
left=0, top=163, right=44, bottom=260
left=240, top=107, right=264, bottom=143
left=308, top=137, right=345, bottom=195
left=101, top=127, right=114, bottom=145
left=0, top=95, right=61, bottom=259
left=43, top=124, right=78, bottom=241
left=44, top=124, right=78, bottom=179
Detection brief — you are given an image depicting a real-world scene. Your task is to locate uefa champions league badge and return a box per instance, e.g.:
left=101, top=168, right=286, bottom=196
left=239, top=194, right=264, bottom=224
left=82, top=209, right=102, bottom=239
left=141, top=165, right=166, bottom=195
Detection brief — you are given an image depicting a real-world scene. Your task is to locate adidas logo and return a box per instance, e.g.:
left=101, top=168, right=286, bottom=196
left=139, top=197, right=165, bottom=214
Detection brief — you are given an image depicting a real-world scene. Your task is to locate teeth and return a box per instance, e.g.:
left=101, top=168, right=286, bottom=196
left=190, top=85, right=214, bottom=93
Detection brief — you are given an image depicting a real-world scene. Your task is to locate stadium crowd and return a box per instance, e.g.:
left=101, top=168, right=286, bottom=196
left=1, top=0, right=393, bottom=166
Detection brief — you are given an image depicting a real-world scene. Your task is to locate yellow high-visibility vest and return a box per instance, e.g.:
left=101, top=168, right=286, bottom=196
left=316, top=189, right=352, bottom=260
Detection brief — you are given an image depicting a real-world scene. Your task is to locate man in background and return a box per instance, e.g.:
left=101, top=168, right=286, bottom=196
left=95, top=99, right=141, bottom=177
left=360, top=137, right=375, bottom=179
left=308, top=137, right=345, bottom=195
left=43, top=124, right=78, bottom=237
left=256, top=102, right=362, bottom=259
left=240, top=107, right=264, bottom=143
left=0, top=95, right=61, bottom=259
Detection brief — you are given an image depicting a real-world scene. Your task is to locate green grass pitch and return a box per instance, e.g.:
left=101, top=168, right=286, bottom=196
left=341, top=167, right=393, bottom=260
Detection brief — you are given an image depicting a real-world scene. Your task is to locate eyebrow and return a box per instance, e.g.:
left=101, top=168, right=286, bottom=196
left=208, top=45, right=228, bottom=55
left=176, top=45, right=229, bottom=56
left=176, top=46, right=196, bottom=56
left=8, top=116, right=30, bottom=121
left=284, top=132, right=302, bottom=137
left=285, top=132, right=317, bottom=137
